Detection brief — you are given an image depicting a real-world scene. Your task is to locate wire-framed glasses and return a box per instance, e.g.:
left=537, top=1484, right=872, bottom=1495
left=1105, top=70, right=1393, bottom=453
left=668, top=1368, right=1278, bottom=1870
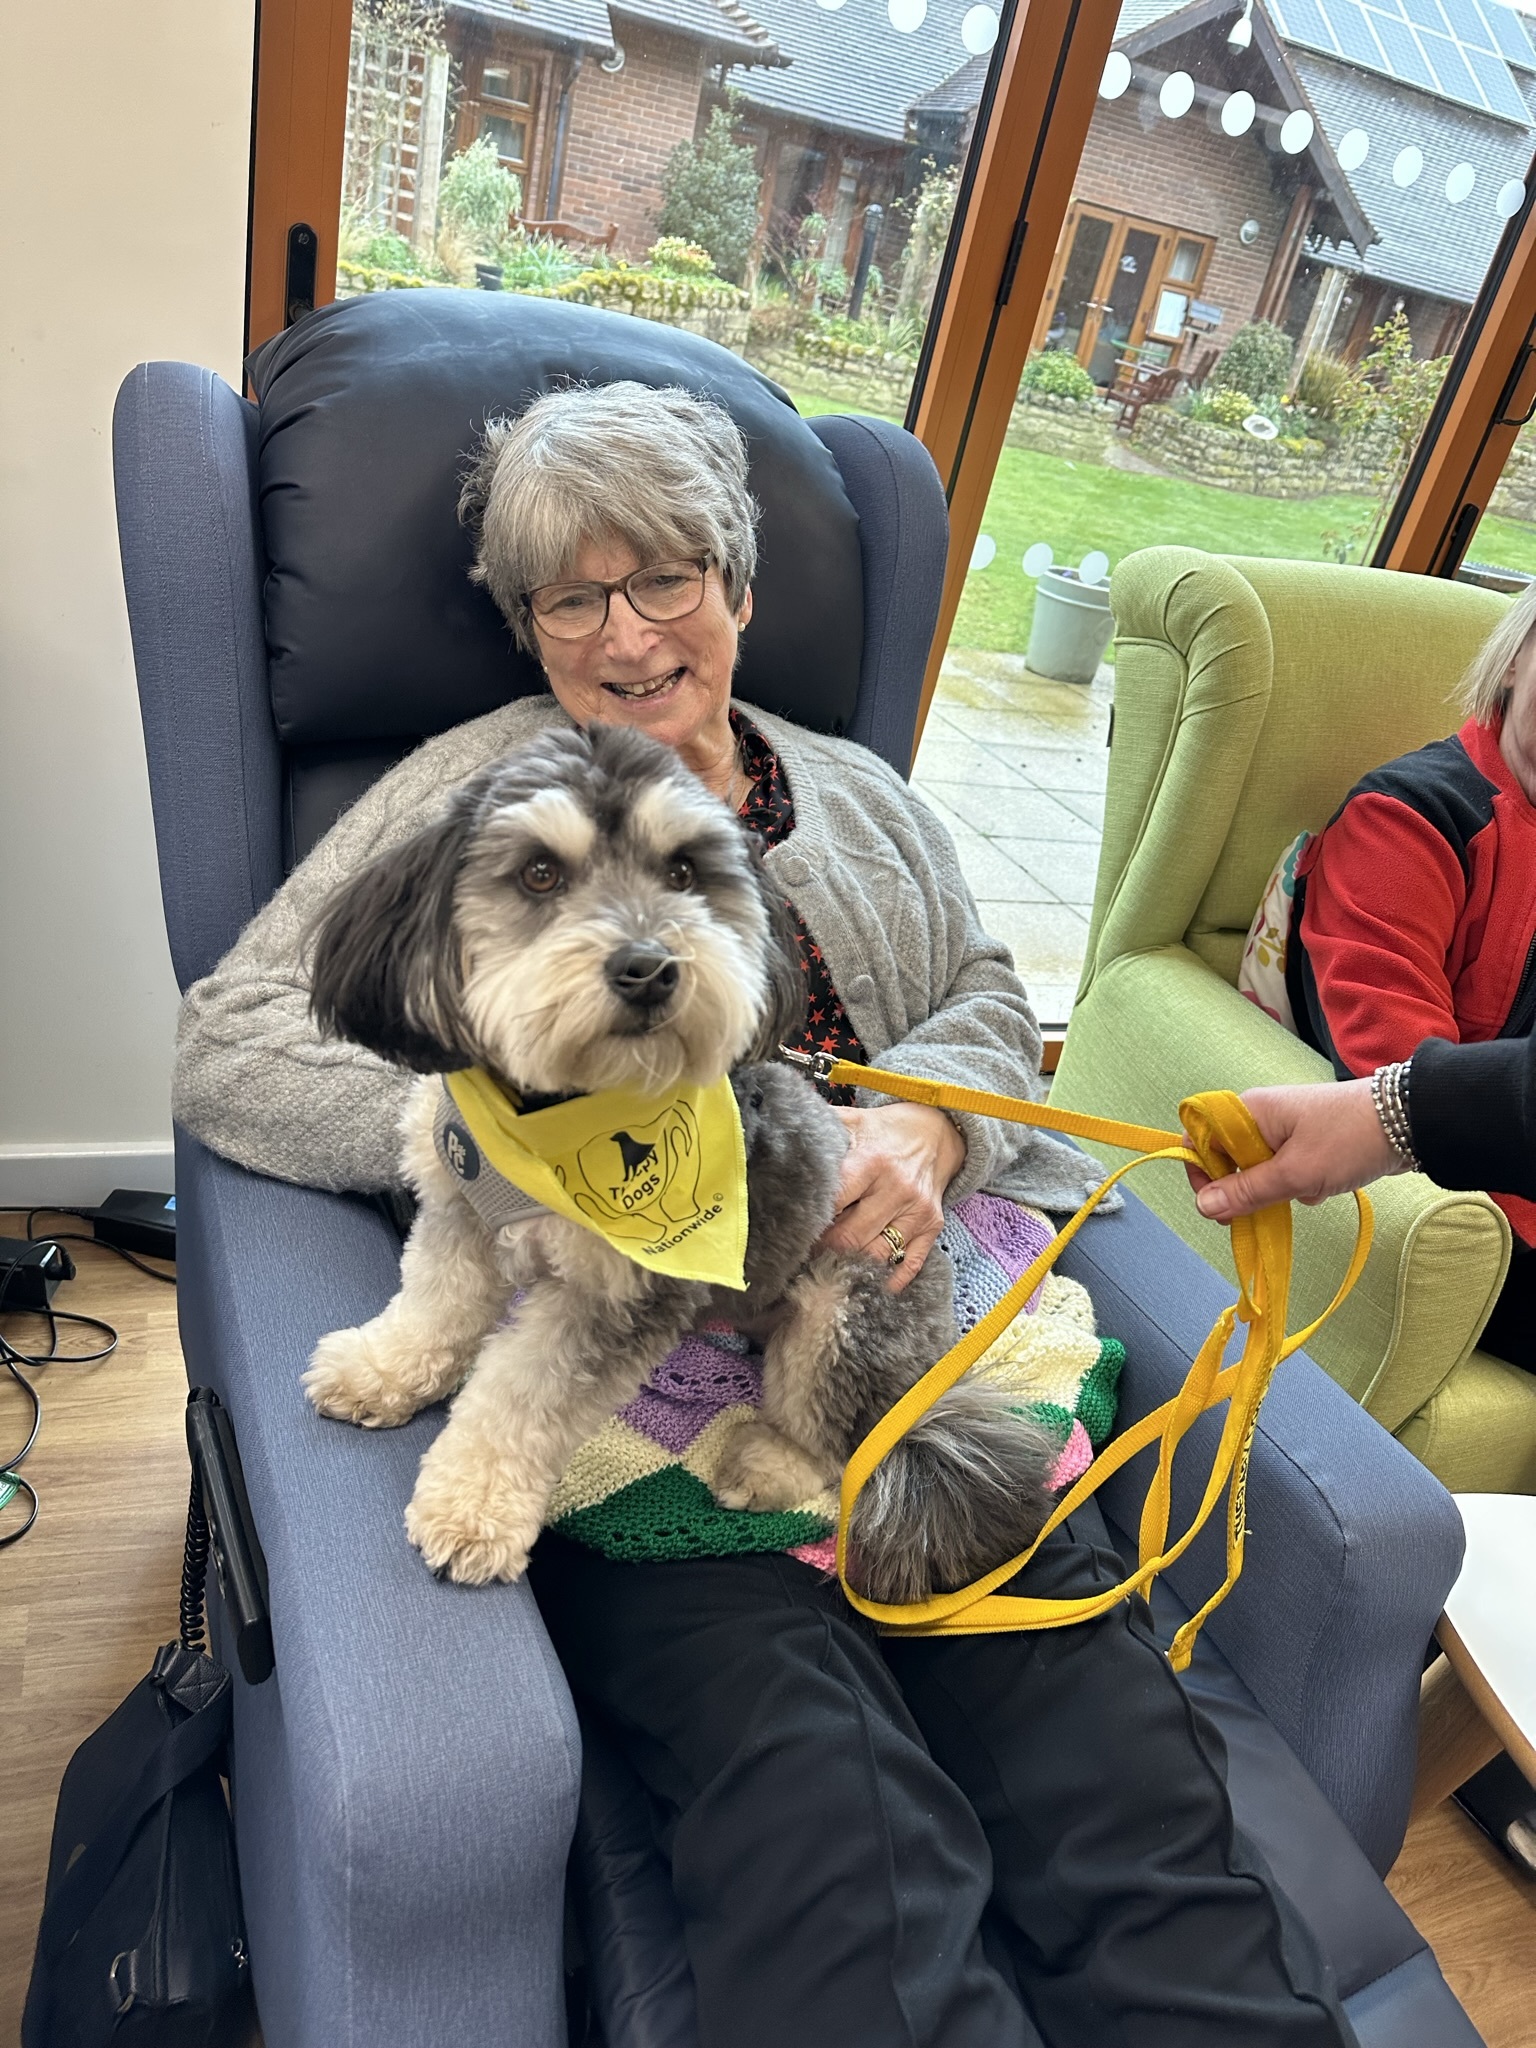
left=524, top=557, right=710, bottom=640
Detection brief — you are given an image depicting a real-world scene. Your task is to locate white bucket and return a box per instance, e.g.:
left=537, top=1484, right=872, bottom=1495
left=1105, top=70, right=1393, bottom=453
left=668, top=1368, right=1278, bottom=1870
left=1026, top=567, right=1114, bottom=685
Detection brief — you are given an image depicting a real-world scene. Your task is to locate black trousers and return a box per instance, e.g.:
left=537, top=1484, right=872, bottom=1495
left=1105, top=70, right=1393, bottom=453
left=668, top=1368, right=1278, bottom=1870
left=529, top=1513, right=1355, bottom=2048
left=1482, top=1241, right=1536, bottom=1371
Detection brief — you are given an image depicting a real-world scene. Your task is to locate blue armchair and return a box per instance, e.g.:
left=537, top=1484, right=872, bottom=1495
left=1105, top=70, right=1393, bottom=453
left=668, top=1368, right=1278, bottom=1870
left=114, top=292, right=1478, bottom=2047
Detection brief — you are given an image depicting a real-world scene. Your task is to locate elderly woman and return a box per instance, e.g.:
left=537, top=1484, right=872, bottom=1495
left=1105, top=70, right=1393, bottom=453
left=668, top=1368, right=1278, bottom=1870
left=1288, top=582, right=1536, bottom=1370
left=176, top=383, right=1350, bottom=2048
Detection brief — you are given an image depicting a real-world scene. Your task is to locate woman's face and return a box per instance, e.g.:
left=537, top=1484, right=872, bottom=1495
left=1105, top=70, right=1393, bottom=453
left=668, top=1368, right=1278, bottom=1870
left=532, top=537, right=752, bottom=773
left=1502, top=631, right=1536, bottom=804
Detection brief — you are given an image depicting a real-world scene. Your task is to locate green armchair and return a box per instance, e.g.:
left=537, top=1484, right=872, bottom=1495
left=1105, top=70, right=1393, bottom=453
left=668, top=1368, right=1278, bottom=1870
left=1052, top=546, right=1536, bottom=1493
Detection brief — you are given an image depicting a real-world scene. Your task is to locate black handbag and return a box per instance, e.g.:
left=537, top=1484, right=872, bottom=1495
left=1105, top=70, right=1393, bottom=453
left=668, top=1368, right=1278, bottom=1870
left=22, top=1394, right=266, bottom=2048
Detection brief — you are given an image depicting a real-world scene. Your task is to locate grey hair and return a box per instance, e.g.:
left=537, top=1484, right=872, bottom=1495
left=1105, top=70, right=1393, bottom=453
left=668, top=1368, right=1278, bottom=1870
left=458, top=382, right=760, bottom=652
left=1456, top=579, right=1536, bottom=722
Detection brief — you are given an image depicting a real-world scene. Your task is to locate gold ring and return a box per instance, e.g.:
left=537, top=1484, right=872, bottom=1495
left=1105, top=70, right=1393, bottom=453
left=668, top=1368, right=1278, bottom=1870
left=880, top=1224, right=907, bottom=1267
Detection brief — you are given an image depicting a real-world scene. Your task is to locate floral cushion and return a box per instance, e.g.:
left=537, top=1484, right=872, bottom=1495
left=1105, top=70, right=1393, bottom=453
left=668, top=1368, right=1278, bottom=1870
left=1238, top=831, right=1311, bottom=1032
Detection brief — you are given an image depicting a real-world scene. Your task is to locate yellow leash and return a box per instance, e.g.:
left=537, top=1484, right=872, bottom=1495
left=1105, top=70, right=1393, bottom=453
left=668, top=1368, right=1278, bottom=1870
left=810, top=1059, right=1373, bottom=1670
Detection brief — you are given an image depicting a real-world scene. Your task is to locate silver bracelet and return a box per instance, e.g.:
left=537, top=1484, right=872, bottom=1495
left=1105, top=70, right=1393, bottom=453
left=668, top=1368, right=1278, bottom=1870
left=1370, top=1061, right=1420, bottom=1171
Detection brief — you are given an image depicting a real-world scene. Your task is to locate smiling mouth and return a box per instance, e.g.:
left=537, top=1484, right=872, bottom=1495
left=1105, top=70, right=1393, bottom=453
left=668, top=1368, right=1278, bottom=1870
left=602, top=667, right=686, bottom=702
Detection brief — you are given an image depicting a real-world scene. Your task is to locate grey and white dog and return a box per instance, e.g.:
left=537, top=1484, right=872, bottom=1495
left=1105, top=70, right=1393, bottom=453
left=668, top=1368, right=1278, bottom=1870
left=303, top=724, right=1056, bottom=1600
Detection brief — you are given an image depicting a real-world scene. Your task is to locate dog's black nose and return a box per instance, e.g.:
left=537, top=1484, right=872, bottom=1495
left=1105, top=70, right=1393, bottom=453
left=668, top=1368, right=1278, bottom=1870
left=607, top=941, right=680, bottom=1008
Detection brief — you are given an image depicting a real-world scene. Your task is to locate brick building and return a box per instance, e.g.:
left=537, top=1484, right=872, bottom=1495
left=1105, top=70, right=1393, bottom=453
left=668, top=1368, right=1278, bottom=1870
left=441, top=0, right=785, bottom=261
left=917, top=0, right=1536, bottom=385
left=353, top=0, right=1536, bottom=384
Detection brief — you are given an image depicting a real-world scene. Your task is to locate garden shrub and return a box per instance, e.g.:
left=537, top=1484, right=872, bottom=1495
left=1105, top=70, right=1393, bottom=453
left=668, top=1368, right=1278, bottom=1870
left=1208, top=322, right=1294, bottom=404
left=648, top=237, right=718, bottom=277
left=655, top=107, right=760, bottom=283
left=1293, top=351, right=1357, bottom=420
left=440, top=136, right=521, bottom=256
left=554, top=264, right=744, bottom=316
left=1019, top=349, right=1097, bottom=402
left=337, top=260, right=430, bottom=293
left=1194, top=386, right=1258, bottom=428
left=497, top=231, right=581, bottom=290
left=356, top=229, right=420, bottom=274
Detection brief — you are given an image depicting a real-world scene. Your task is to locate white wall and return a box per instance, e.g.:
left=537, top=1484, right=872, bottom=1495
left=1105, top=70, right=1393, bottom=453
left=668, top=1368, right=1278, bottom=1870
left=0, top=0, right=255, bottom=1204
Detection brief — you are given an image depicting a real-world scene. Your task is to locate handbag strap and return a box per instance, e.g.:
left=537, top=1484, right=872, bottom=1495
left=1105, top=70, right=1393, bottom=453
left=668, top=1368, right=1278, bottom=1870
left=819, top=1061, right=1372, bottom=1668
left=37, top=1669, right=231, bottom=1967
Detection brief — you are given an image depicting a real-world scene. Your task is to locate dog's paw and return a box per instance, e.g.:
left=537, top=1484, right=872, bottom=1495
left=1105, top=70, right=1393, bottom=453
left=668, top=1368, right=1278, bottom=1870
left=404, top=1442, right=539, bottom=1585
left=303, top=1325, right=450, bottom=1429
left=712, top=1419, right=834, bottom=1514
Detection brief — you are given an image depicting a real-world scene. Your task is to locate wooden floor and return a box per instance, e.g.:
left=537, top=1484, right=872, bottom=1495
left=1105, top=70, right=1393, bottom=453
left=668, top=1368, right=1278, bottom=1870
left=3, top=1212, right=1535, bottom=2044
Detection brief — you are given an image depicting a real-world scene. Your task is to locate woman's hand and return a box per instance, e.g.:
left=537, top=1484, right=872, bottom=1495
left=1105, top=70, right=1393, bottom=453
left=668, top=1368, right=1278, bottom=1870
left=818, top=1102, right=966, bottom=1293
left=1186, top=1079, right=1404, bottom=1223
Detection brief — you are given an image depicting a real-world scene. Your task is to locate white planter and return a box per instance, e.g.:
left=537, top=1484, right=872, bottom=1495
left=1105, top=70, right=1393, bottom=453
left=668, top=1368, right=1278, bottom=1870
left=1026, top=567, right=1114, bottom=684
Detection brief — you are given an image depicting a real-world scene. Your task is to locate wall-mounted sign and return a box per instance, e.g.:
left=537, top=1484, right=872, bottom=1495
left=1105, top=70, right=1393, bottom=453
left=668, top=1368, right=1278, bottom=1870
left=1188, top=299, right=1224, bottom=329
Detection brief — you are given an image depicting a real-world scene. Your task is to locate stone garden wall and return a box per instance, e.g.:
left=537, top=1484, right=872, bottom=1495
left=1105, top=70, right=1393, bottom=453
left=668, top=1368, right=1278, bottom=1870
left=1130, top=406, right=1394, bottom=499
left=1004, top=390, right=1116, bottom=463
left=1490, top=434, right=1536, bottom=524
left=747, top=346, right=913, bottom=412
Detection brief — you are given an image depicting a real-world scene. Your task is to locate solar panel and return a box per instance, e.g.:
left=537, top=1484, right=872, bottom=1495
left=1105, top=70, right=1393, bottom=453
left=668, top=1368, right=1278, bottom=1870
left=1438, top=0, right=1495, bottom=41
left=1477, top=0, right=1536, bottom=68
left=1270, top=0, right=1535, bottom=118
left=1330, top=0, right=1388, bottom=61
left=1422, top=24, right=1487, bottom=95
left=1368, top=8, right=1440, bottom=82
left=1269, top=0, right=1338, bottom=53
left=1465, top=36, right=1535, bottom=109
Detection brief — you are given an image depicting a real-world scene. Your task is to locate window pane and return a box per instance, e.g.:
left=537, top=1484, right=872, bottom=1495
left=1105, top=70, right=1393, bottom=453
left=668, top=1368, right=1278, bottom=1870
left=480, top=113, right=529, bottom=166
left=911, top=1, right=1536, bottom=1024
left=339, top=0, right=1008, bottom=434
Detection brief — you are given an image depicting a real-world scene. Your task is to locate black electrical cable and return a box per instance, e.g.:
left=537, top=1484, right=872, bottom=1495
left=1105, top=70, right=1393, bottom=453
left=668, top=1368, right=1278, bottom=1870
left=25, top=1208, right=177, bottom=1285
left=0, top=1214, right=170, bottom=1549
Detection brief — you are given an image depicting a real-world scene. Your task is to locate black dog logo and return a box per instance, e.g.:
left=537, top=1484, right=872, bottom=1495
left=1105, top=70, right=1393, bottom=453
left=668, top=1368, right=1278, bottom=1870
left=612, top=1131, right=659, bottom=1183
left=573, top=1103, right=702, bottom=1239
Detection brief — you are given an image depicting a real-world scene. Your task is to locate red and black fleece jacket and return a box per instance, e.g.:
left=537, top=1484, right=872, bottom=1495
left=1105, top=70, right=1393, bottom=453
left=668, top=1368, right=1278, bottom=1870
left=1288, top=713, right=1536, bottom=1245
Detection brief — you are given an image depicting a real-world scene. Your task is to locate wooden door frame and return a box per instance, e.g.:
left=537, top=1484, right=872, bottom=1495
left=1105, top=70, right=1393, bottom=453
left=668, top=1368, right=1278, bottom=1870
left=1030, top=204, right=1213, bottom=381
left=247, top=0, right=355, bottom=356
left=1377, top=176, right=1536, bottom=575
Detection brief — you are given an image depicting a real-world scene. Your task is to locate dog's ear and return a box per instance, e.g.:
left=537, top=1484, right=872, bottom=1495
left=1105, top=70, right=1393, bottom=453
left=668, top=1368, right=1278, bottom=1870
left=307, top=796, right=480, bottom=1072
left=744, top=844, right=808, bottom=1063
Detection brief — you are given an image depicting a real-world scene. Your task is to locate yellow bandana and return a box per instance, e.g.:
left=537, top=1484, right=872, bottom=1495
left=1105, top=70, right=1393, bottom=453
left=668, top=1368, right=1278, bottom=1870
left=442, top=1067, right=749, bottom=1289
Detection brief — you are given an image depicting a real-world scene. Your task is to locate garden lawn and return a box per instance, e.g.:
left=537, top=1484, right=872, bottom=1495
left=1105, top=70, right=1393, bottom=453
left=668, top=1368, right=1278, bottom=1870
left=782, top=384, right=1536, bottom=659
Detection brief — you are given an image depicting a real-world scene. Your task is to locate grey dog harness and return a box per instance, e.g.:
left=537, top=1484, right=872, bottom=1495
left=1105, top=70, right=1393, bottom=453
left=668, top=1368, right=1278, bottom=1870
left=432, top=1079, right=546, bottom=1235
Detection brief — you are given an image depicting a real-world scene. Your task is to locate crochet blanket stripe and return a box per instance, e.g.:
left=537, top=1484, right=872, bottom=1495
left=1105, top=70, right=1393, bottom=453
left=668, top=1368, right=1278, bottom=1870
left=549, top=1192, right=1124, bottom=1567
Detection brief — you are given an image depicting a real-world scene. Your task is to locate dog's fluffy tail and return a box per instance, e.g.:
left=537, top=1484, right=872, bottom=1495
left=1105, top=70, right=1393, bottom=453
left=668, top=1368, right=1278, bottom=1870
left=844, top=1379, right=1059, bottom=1608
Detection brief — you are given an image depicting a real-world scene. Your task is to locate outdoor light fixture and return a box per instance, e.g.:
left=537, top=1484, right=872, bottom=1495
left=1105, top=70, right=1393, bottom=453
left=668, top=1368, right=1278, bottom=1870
left=1228, top=0, right=1254, bottom=48
left=1239, top=217, right=1262, bottom=244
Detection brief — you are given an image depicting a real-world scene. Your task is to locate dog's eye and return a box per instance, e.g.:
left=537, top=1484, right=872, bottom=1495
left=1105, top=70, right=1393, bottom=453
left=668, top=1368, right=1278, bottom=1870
left=665, top=857, right=696, bottom=892
left=519, top=855, right=563, bottom=896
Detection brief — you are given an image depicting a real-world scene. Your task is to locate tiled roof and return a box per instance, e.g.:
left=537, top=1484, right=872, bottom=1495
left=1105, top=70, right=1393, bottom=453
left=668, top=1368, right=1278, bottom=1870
left=453, top=0, right=782, bottom=60
left=730, top=0, right=1004, bottom=144
left=1294, top=50, right=1532, bottom=300
left=910, top=48, right=988, bottom=113
left=611, top=0, right=785, bottom=63
left=451, top=0, right=619, bottom=52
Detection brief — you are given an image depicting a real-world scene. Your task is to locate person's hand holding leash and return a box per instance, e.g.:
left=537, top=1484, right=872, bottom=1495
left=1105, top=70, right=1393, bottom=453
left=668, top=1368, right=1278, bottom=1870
left=819, top=1102, right=966, bottom=1292
left=1186, top=1079, right=1404, bottom=1222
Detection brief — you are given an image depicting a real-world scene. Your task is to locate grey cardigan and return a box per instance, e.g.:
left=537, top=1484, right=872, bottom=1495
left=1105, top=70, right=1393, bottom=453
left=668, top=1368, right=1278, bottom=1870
left=173, top=696, right=1105, bottom=1211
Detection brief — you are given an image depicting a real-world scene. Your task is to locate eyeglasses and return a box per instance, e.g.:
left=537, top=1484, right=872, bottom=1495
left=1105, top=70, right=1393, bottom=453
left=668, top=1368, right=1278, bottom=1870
left=524, top=557, right=710, bottom=641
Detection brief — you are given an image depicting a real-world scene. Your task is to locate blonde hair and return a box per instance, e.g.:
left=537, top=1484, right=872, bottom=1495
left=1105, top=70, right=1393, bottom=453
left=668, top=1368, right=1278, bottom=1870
left=1456, top=578, right=1536, bottom=721
left=458, top=382, right=759, bottom=654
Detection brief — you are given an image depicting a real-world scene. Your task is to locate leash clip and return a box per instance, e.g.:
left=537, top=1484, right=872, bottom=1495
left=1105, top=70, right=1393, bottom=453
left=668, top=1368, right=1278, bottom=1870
left=778, top=1044, right=838, bottom=1083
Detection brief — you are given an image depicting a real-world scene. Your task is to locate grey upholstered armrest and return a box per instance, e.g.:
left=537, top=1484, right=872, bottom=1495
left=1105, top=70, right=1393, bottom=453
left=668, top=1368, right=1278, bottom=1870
left=1060, top=1187, right=1464, bottom=1876
left=176, top=1132, right=581, bottom=2048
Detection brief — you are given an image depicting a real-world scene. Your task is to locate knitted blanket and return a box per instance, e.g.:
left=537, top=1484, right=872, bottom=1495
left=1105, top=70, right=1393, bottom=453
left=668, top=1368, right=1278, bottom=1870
left=547, top=1192, right=1124, bottom=1569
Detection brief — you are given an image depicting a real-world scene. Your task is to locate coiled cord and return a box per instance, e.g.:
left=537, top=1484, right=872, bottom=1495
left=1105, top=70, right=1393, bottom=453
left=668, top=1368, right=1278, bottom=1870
left=179, top=1475, right=212, bottom=1655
